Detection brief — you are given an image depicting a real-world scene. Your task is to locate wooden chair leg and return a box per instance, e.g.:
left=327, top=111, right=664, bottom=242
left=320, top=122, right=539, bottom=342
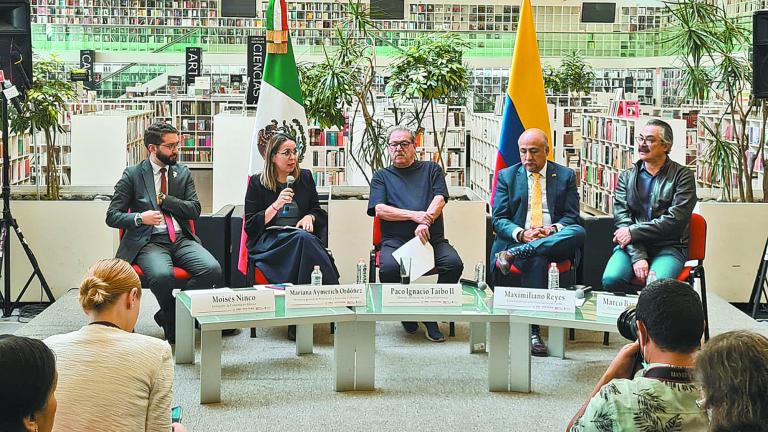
left=569, top=328, right=575, bottom=340
left=449, top=322, right=455, bottom=337
left=603, top=332, right=610, bottom=345
left=250, top=328, right=257, bottom=338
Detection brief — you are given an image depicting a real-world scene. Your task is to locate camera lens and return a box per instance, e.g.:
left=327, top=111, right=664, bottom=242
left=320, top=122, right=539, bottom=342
left=617, top=306, right=638, bottom=341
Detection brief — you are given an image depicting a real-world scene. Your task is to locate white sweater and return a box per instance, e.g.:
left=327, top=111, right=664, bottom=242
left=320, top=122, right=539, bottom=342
left=45, top=325, right=173, bottom=432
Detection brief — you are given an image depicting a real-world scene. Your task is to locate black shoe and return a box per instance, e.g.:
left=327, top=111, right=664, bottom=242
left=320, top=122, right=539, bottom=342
left=531, top=333, right=548, bottom=357
left=401, top=321, right=418, bottom=334
left=423, top=322, right=445, bottom=342
left=287, top=325, right=296, bottom=341
left=495, top=244, right=536, bottom=275
left=154, top=311, right=175, bottom=344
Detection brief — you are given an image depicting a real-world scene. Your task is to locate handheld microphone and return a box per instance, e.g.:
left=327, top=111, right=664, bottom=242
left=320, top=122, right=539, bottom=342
left=575, top=285, right=594, bottom=299
left=286, top=175, right=295, bottom=189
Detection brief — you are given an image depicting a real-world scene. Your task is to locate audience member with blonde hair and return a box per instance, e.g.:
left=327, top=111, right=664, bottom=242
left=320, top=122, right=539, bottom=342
left=695, top=330, right=768, bottom=432
left=44, top=259, right=186, bottom=432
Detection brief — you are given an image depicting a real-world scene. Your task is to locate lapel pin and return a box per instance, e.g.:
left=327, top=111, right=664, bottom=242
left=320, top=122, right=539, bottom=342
left=172, top=170, right=177, bottom=178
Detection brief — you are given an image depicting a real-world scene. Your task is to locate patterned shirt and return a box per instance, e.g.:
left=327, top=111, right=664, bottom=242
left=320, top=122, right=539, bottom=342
left=571, top=364, right=709, bottom=432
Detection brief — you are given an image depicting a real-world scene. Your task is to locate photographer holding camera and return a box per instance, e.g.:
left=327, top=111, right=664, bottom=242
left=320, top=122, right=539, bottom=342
left=567, top=279, right=708, bottom=432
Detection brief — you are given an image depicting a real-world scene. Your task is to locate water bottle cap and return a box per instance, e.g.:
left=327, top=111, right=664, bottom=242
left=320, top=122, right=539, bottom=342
left=550, top=262, right=557, bottom=267
left=314, top=265, right=320, bottom=269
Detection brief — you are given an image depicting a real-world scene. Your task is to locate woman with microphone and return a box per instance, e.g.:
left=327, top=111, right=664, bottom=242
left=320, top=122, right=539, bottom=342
left=244, top=133, right=339, bottom=339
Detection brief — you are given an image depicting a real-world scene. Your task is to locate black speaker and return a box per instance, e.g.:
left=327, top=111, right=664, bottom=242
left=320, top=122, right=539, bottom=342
left=196, top=205, right=234, bottom=288
left=229, top=205, right=248, bottom=288
left=0, top=0, right=32, bottom=91
left=754, top=10, right=768, bottom=99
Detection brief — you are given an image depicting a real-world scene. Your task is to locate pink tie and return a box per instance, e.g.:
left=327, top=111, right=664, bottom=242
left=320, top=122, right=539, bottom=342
left=160, top=168, right=177, bottom=243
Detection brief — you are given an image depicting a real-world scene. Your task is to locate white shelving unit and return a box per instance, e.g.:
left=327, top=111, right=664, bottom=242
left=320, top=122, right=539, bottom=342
left=307, top=125, right=348, bottom=187
left=71, top=110, right=153, bottom=187
left=417, top=106, right=468, bottom=186
left=468, top=111, right=502, bottom=202
left=212, top=112, right=258, bottom=212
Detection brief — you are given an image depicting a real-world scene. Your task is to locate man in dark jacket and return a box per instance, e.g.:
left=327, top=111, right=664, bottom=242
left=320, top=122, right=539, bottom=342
left=106, top=122, right=221, bottom=343
left=602, top=119, right=697, bottom=292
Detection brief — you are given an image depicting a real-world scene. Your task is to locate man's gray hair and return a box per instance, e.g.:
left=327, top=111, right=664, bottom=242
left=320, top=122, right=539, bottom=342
left=646, top=119, right=673, bottom=154
left=386, top=126, right=416, bottom=144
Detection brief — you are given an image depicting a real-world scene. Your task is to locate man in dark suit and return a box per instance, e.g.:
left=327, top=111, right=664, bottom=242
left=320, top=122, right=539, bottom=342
left=106, top=122, right=221, bottom=343
left=491, top=128, right=585, bottom=355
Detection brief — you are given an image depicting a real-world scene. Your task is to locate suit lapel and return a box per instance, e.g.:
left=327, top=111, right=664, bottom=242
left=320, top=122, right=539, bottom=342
left=141, top=159, right=159, bottom=211
left=546, top=163, right=557, bottom=219
left=518, top=165, right=528, bottom=225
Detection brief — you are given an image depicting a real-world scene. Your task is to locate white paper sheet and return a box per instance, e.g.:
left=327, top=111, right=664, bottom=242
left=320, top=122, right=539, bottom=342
left=391, top=237, right=435, bottom=282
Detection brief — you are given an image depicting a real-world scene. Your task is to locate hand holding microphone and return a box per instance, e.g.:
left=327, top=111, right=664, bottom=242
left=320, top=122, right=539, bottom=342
left=273, top=175, right=295, bottom=210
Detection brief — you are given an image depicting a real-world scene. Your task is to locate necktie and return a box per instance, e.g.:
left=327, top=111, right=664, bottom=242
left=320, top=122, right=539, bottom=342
left=160, top=168, right=177, bottom=243
left=530, top=172, right=543, bottom=227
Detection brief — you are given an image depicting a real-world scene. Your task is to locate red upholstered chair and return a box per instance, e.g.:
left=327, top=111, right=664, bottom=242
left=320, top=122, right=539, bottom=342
left=619, top=213, right=710, bottom=343
left=119, top=217, right=195, bottom=284
left=369, top=216, right=455, bottom=337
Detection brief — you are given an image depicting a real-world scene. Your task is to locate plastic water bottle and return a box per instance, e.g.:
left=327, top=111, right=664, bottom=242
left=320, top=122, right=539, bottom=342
left=646, top=271, right=657, bottom=286
left=474, top=259, right=486, bottom=283
left=311, top=265, right=323, bottom=286
left=356, top=258, right=367, bottom=284
left=548, top=262, right=559, bottom=290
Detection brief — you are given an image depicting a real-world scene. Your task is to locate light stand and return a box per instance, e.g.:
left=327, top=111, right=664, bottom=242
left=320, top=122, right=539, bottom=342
left=0, top=74, right=53, bottom=317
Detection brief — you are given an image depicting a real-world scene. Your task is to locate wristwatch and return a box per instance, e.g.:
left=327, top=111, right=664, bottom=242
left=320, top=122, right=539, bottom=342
left=134, top=213, right=142, bottom=227
left=157, top=192, right=166, bottom=206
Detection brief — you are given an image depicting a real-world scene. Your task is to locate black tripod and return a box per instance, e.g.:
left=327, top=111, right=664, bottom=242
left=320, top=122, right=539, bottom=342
left=0, top=81, right=53, bottom=317
left=749, top=236, right=768, bottom=320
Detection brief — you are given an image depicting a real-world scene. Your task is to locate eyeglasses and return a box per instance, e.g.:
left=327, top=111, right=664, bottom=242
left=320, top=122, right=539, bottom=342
left=156, top=143, right=180, bottom=151
left=635, top=135, right=658, bottom=144
left=387, top=140, right=413, bottom=149
left=277, top=149, right=298, bottom=157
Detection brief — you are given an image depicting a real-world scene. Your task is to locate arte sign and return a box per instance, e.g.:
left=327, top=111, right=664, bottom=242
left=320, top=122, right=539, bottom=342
left=185, top=47, right=202, bottom=90
left=493, top=287, right=576, bottom=313
left=381, top=284, right=462, bottom=307
left=246, top=36, right=266, bottom=105
left=285, top=284, right=366, bottom=309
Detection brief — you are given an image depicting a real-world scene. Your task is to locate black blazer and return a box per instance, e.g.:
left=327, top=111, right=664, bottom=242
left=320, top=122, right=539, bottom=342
left=244, top=168, right=327, bottom=250
left=106, top=159, right=202, bottom=263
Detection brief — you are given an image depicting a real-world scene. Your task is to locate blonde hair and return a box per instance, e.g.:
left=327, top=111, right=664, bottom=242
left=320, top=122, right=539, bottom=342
left=79, top=259, right=141, bottom=311
left=260, top=133, right=301, bottom=192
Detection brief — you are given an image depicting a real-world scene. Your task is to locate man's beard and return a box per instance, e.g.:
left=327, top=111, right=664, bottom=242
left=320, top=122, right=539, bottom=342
left=157, top=152, right=177, bottom=166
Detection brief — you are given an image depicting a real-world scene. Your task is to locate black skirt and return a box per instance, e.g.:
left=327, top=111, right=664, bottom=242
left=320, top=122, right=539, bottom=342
left=249, top=229, right=340, bottom=285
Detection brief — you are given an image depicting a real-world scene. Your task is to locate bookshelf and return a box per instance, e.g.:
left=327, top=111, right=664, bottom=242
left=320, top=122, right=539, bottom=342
left=695, top=113, right=767, bottom=190
left=592, top=68, right=657, bottom=106
left=550, top=104, right=606, bottom=176
left=70, top=110, right=153, bottom=186
left=468, top=111, right=502, bottom=202
left=579, top=114, right=687, bottom=214
left=0, top=131, right=34, bottom=186
left=307, top=125, right=348, bottom=187
left=415, top=106, right=468, bottom=186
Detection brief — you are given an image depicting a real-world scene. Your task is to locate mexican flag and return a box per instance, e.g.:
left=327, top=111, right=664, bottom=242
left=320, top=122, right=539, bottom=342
left=238, top=0, right=309, bottom=275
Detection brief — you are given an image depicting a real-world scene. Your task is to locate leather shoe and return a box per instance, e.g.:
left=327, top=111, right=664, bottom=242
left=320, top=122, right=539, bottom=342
left=531, top=333, right=548, bottom=357
left=496, top=244, right=537, bottom=275
left=495, top=251, right=514, bottom=275
left=401, top=321, right=418, bottom=334
left=423, top=322, right=445, bottom=342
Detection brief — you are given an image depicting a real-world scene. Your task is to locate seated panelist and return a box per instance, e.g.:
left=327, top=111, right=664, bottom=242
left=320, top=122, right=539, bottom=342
left=244, top=132, right=339, bottom=340
left=491, top=128, right=585, bottom=356
left=106, top=122, right=222, bottom=344
left=602, top=119, right=697, bottom=292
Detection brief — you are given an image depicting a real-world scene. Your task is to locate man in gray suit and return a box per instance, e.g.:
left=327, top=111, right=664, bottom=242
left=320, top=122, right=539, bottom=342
left=107, top=122, right=221, bottom=343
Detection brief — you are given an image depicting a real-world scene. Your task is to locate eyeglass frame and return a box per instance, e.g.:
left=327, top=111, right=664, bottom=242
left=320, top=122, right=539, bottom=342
left=635, top=135, right=660, bottom=144
left=387, top=140, right=414, bottom=149
left=154, top=142, right=180, bottom=151
left=276, top=148, right=299, bottom=158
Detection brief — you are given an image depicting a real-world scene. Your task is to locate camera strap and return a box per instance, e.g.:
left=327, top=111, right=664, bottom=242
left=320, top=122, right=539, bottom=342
left=643, top=365, right=694, bottom=383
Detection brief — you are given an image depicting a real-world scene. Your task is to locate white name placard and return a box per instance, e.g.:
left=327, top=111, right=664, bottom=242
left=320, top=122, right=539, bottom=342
left=493, top=287, right=576, bottom=313
left=285, top=284, right=366, bottom=309
left=381, top=284, right=462, bottom=307
left=189, top=289, right=275, bottom=316
left=596, top=293, right=639, bottom=318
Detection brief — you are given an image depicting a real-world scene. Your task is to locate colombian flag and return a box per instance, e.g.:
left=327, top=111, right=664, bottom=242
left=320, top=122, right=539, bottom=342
left=490, top=0, right=552, bottom=205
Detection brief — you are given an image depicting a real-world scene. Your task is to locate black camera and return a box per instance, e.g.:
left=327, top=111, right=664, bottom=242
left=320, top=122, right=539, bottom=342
left=617, top=306, right=638, bottom=341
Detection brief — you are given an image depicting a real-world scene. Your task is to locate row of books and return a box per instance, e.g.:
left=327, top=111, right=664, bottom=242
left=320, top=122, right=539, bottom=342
left=581, top=163, right=621, bottom=193
left=445, top=171, right=465, bottom=187
left=581, top=141, right=634, bottom=171
left=0, top=134, right=33, bottom=159
left=582, top=183, right=614, bottom=214
left=311, top=170, right=345, bottom=187
left=308, top=129, right=345, bottom=147
left=180, top=119, right=212, bottom=133
left=181, top=134, right=212, bottom=147
left=417, top=150, right=465, bottom=168
left=179, top=101, right=216, bottom=116
left=177, top=148, right=212, bottom=163
left=310, top=149, right=345, bottom=168
left=581, top=116, right=636, bottom=147
left=127, top=113, right=153, bottom=143
left=0, top=159, right=32, bottom=186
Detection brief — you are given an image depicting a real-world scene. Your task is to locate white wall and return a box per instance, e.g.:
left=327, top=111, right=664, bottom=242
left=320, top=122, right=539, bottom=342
left=212, top=113, right=259, bottom=212
left=8, top=201, right=116, bottom=302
